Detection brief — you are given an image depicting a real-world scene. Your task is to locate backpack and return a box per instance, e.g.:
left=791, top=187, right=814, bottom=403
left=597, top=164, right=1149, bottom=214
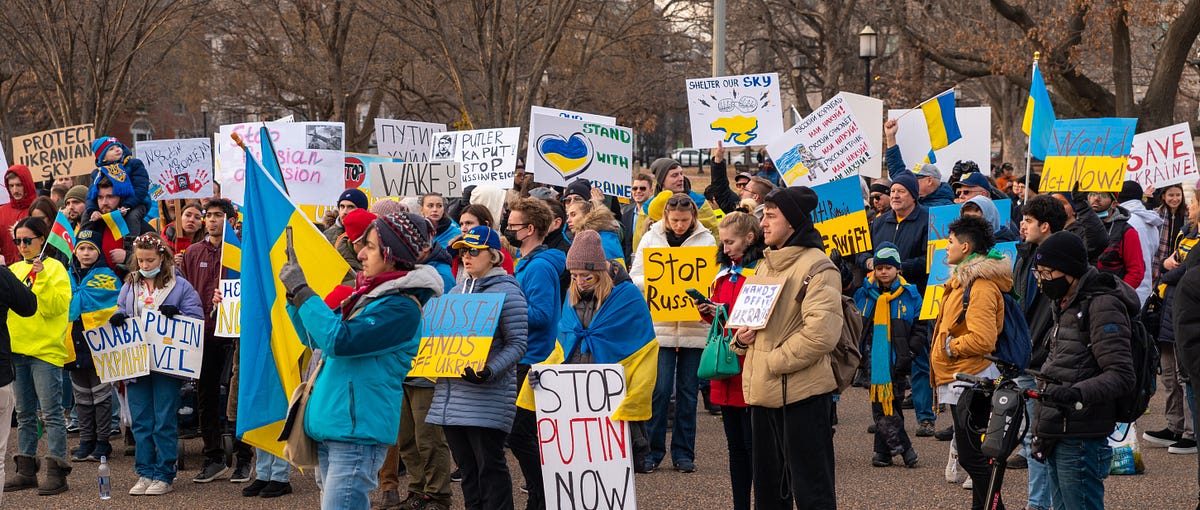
left=1080, top=295, right=1159, bottom=424
left=798, top=259, right=863, bottom=392
left=956, top=281, right=1032, bottom=375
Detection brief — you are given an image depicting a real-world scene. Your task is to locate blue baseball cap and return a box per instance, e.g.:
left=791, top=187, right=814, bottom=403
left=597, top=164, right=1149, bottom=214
left=952, top=172, right=991, bottom=191
left=452, top=226, right=502, bottom=251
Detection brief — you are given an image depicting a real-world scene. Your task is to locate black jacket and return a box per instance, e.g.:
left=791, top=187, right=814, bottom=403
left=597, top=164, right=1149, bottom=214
left=0, top=265, right=38, bottom=386
left=703, top=159, right=741, bottom=214
left=1014, top=242, right=1055, bottom=369
left=1173, top=251, right=1200, bottom=383
left=1067, top=204, right=1110, bottom=265
left=1034, top=269, right=1137, bottom=439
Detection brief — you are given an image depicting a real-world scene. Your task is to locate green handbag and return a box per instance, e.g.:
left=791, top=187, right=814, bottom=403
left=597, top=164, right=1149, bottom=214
left=698, top=306, right=740, bottom=380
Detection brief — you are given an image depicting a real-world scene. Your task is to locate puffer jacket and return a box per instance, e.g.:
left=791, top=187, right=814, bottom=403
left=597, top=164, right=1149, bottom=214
left=9, top=257, right=72, bottom=367
left=1034, top=268, right=1137, bottom=439
left=0, top=264, right=37, bottom=386
left=515, top=245, right=567, bottom=365
left=289, top=265, right=443, bottom=445
left=1014, top=242, right=1055, bottom=369
left=1174, top=252, right=1200, bottom=384
left=427, top=267, right=528, bottom=432
left=852, top=276, right=927, bottom=382
left=930, top=255, right=1013, bottom=388
left=629, top=220, right=716, bottom=349
left=1156, top=226, right=1198, bottom=344
left=731, top=246, right=843, bottom=408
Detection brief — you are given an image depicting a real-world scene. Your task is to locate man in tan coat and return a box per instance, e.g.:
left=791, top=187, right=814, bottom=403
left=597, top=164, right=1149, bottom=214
left=732, top=186, right=843, bottom=510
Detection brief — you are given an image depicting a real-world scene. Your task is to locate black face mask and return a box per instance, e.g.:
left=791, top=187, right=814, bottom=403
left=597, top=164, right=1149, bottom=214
left=504, top=230, right=524, bottom=248
left=1039, top=275, right=1071, bottom=301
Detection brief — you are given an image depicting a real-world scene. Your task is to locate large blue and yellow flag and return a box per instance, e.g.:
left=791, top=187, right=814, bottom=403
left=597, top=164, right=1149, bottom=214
left=221, top=221, right=241, bottom=279
left=236, top=137, right=348, bottom=460
left=1022, top=57, right=1057, bottom=160
left=920, top=89, right=962, bottom=151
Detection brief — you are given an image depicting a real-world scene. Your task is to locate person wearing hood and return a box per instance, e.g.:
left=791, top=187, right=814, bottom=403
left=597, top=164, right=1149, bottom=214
left=280, top=212, right=445, bottom=509
left=962, top=195, right=1019, bottom=242
left=1031, top=231, right=1136, bottom=509
left=565, top=196, right=626, bottom=268
left=427, top=226, right=528, bottom=510
left=633, top=158, right=720, bottom=252
left=420, top=193, right=462, bottom=249
left=883, top=120, right=955, bottom=207
left=1115, top=181, right=1162, bottom=305
left=1087, top=190, right=1146, bottom=296
left=1, top=165, right=35, bottom=263
left=468, top=185, right=506, bottom=228
left=1052, top=191, right=1109, bottom=265
left=85, top=137, right=150, bottom=238
left=629, top=193, right=716, bottom=474
left=324, top=188, right=370, bottom=285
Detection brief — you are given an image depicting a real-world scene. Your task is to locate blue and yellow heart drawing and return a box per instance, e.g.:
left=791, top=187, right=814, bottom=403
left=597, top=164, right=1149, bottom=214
left=537, top=133, right=594, bottom=180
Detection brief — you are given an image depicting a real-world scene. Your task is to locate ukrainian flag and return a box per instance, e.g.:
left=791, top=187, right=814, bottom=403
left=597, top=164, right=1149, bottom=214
left=1022, top=59, right=1057, bottom=160
left=235, top=138, right=349, bottom=461
left=920, top=89, right=962, bottom=151
left=221, top=222, right=241, bottom=279
left=100, top=210, right=130, bottom=241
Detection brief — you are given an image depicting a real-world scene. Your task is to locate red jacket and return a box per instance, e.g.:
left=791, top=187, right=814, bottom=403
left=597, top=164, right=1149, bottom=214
left=701, top=260, right=759, bottom=408
left=180, top=237, right=222, bottom=333
left=0, top=166, right=35, bottom=263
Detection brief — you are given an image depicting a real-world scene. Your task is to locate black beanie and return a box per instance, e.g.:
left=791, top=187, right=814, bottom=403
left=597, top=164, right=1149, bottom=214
left=1117, top=180, right=1143, bottom=203
left=1034, top=231, right=1088, bottom=279
left=764, top=186, right=825, bottom=249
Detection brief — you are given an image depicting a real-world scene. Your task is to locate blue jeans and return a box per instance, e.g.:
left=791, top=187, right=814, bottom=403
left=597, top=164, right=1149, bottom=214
left=1047, top=438, right=1111, bottom=510
left=12, top=354, right=66, bottom=458
left=648, top=347, right=701, bottom=466
left=911, top=343, right=935, bottom=422
left=1017, top=375, right=1050, bottom=509
left=255, top=448, right=290, bottom=482
left=127, top=373, right=181, bottom=483
left=316, top=441, right=388, bottom=510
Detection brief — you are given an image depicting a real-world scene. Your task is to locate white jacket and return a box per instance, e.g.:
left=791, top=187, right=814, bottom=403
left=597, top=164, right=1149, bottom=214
left=1120, top=200, right=1164, bottom=305
left=629, top=220, right=716, bottom=349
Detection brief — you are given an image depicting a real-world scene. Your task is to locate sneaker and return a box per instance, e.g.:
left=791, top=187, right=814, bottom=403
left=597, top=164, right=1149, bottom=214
left=902, top=448, right=919, bottom=468
left=449, top=468, right=462, bottom=482
left=634, top=460, right=657, bottom=474
left=145, top=479, right=173, bottom=495
left=871, top=453, right=893, bottom=467
left=867, top=423, right=876, bottom=434
left=1169, top=438, right=1198, bottom=454
left=962, top=477, right=973, bottom=490
left=945, top=450, right=960, bottom=483
left=1144, top=428, right=1182, bottom=447
left=129, top=476, right=152, bottom=496
left=1007, top=451, right=1028, bottom=469
left=193, top=459, right=230, bottom=483
left=901, top=394, right=914, bottom=409
left=915, top=420, right=935, bottom=437
left=519, top=484, right=529, bottom=494
left=242, top=479, right=269, bottom=497
left=259, top=480, right=292, bottom=498
left=934, top=425, right=955, bottom=441
left=66, top=421, right=80, bottom=434
left=230, top=460, right=253, bottom=483
left=673, top=460, right=696, bottom=473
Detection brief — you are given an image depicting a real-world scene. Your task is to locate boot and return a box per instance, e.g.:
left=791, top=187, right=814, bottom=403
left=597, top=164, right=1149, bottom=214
left=3, top=454, right=38, bottom=492
left=37, top=456, right=72, bottom=495
left=71, top=440, right=96, bottom=462
left=88, top=440, right=113, bottom=462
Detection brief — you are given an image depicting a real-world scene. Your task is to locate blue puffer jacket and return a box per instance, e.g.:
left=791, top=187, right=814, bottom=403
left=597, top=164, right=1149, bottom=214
left=515, top=245, right=566, bottom=365
left=427, top=267, right=528, bottom=432
left=884, top=145, right=954, bottom=207
left=288, top=265, right=444, bottom=445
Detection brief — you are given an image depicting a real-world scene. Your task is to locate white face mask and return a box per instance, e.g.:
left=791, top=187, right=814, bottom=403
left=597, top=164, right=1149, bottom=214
left=139, top=267, right=162, bottom=279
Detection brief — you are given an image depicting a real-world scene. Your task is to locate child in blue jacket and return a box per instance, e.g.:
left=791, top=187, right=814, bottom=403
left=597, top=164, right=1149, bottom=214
left=86, top=136, right=150, bottom=237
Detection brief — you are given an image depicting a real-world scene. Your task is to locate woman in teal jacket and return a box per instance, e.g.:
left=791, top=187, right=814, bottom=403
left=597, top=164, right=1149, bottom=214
left=280, top=212, right=444, bottom=510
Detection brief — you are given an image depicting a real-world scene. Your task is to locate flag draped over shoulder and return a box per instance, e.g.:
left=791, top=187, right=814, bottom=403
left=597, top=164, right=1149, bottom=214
left=69, top=267, right=121, bottom=330
left=1022, top=59, right=1056, bottom=160
left=920, top=89, right=962, bottom=151
left=236, top=136, right=348, bottom=461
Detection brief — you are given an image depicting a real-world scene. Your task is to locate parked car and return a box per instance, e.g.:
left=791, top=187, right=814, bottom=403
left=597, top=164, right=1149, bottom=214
left=669, top=148, right=747, bottom=167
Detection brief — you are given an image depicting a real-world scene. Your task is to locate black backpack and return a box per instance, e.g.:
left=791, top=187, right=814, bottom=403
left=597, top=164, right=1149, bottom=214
left=1081, top=295, right=1159, bottom=424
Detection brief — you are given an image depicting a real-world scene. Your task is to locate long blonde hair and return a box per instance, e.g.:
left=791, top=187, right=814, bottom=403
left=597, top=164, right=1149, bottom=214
left=569, top=268, right=614, bottom=307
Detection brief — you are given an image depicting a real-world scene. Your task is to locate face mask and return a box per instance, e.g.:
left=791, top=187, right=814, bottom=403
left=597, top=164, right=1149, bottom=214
left=1097, top=210, right=1109, bottom=219
left=139, top=267, right=162, bottom=279
left=1039, top=275, right=1071, bottom=300
left=504, top=230, right=524, bottom=247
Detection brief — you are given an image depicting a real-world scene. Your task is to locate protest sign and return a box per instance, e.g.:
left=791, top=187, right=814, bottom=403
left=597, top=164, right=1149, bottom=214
left=534, top=364, right=637, bottom=510
left=811, top=177, right=872, bottom=256
left=726, top=276, right=786, bottom=330
left=921, top=203, right=961, bottom=319
left=428, top=127, right=521, bottom=189
left=142, top=310, right=205, bottom=379
left=641, top=246, right=720, bottom=322
left=1126, top=122, right=1197, bottom=190
left=840, top=92, right=885, bottom=179
left=370, top=161, right=462, bottom=198
left=215, top=279, right=241, bottom=338
left=1041, top=118, right=1137, bottom=192
left=0, top=143, right=8, bottom=205
left=526, top=106, right=616, bottom=177
left=409, top=293, right=505, bottom=378
left=83, top=320, right=151, bottom=384
left=215, top=121, right=346, bottom=206
left=136, top=138, right=214, bottom=201
left=375, top=119, right=447, bottom=162
left=685, top=73, right=784, bottom=149
left=530, top=113, right=634, bottom=198
left=888, top=107, right=990, bottom=178
left=298, top=153, right=403, bottom=221
left=768, top=94, right=873, bottom=187
left=11, top=124, right=95, bottom=180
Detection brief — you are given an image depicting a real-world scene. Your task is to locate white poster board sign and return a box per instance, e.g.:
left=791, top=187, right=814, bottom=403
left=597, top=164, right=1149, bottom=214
left=526, top=106, right=615, bottom=177
left=686, top=73, right=784, bottom=149
left=369, top=161, right=462, bottom=198
left=216, top=121, right=346, bottom=206
left=142, top=310, right=205, bottom=379
left=726, top=279, right=785, bottom=330
left=136, top=138, right=215, bottom=201
left=887, top=107, right=992, bottom=178
left=215, top=279, right=241, bottom=338
left=375, top=119, right=447, bottom=162
left=83, top=320, right=152, bottom=383
left=534, top=364, right=636, bottom=510
left=428, top=127, right=520, bottom=190
left=839, top=92, right=885, bottom=179
left=1126, top=122, right=1197, bottom=190
left=767, top=94, right=874, bottom=187
left=530, top=113, right=634, bottom=198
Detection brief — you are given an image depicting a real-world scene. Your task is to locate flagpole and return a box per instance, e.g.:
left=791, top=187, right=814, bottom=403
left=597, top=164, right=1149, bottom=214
left=1024, top=52, right=1040, bottom=204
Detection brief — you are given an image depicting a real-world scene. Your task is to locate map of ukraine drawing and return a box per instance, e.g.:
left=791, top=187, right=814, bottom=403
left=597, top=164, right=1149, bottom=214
left=699, top=91, right=770, bottom=145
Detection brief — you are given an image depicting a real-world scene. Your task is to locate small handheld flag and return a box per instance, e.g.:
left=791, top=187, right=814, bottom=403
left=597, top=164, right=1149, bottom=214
left=920, top=89, right=962, bottom=151
left=100, top=210, right=130, bottom=241
left=48, top=211, right=76, bottom=259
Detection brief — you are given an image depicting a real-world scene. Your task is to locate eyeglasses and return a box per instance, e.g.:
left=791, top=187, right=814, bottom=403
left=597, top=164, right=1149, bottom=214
left=506, top=223, right=529, bottom=231
left=14, top=237, right=37, bottom=246
left=565, top=195, right=587, bottom=204
left=571, top=273, right=597, bottom=284
left=1034, top=268, right=1060, bottom=280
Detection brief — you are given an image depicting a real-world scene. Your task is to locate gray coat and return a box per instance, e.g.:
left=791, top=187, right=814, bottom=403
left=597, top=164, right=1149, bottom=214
left=426, top=267, right=528, bottom=432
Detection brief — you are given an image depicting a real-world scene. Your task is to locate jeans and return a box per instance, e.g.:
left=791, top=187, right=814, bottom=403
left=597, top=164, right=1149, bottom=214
left=1047, top=438, right=1111, bottom=510
left=721, top=405, right=753, bottom=510
left=12, top=354, right=67, bottom=458
left=444, top=425, right=514, bottom=510
left=506, top=365, right=544, bottom=510
left=648, top=347, right=701, bottom=466
left=69, top=369, right=112, bottom=444
left=0, top=383, right=15, bottom=506
left=386, top=385, right=451, bottom=504
left=751, top=393, right=836, bottom=510
left=255, top=448, right=290, bottom=483
left=127, top=373, right=182, bottom=483
left=911, top=343, right=935, bottom=422
left=316, top=441, right=389, bottom=510
left=1016, top=375, right=1050, bottom=510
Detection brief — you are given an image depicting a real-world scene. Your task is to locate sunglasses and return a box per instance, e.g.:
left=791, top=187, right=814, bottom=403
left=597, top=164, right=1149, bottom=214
left=735, top=182, right=748, bottom=189
left=465, top=247, right=488, bottom=257
left=565, top=195, right=587, bottom=204
left=956, top=190, right=981, bottom=198
left=631, top=186, right=649, bottom=192
left=14, top=237, right=38, bottom=246
left=666, top=196, right=695, bottom=208
left=870, top=194, right=885, bottom=201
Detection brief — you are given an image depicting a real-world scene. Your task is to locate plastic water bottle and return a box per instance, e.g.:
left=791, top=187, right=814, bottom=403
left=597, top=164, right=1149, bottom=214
left=98, top=456, right=111, bottom=500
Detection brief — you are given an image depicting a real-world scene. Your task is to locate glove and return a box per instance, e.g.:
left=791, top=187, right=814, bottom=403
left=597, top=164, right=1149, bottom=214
left=527, top=370, right=541, bottom=389
left=462, top=366, right=492, bottom=384
left=279, top=258, right=308, bottom=295
left=1042, top=385, right=1082, bottom=406
left=109, top=313, right=128, bottom=327
left=159, top=304, right=180, bottom=319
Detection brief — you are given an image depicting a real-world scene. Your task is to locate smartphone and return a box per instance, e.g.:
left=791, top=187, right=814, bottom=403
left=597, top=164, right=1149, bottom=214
left=685, top=288, right=713, bottom=306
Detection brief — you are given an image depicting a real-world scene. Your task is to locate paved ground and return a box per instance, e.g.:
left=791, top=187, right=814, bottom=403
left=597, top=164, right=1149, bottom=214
left=4, top=384, right=1197, bottom=509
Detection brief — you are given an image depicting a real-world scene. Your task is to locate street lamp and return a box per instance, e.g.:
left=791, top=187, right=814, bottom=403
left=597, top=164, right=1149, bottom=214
left=859, top=26, right=878, bottom=97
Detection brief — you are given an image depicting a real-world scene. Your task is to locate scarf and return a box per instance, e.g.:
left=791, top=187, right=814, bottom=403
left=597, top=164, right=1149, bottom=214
left=92, top=155, right=136, bottom=199
left=664, top=226, right=694, bottom=247
left=867, top=276, right=906, bottom=416
left=342, top=270, right=409, bottom=319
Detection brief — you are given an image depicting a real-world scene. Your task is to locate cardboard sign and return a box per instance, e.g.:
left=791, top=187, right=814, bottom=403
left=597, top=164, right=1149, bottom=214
left=641, top=246, right=720, bottom=322
left=1041, top=118, right=1137, bottom=192
left=840, top=92, right=885, bottom=179
left=428, top=127, right=520, bottom=189
left=11, top=124, right=95, bottom=180
left=530, top=113, right=634, bottom=198
left=369, top=161, right=462, bottom=198
left=136, top=138, right=214, bottom=201
left=142, top=310, right=204, bottom=379
left=685, top=73, right=784, bottom=149
left=215, top=279, right=241, bottom=338
left=375, top=119, right=447, bottom=162
left=1126, top=122, right=1197, bottom=190
left=769, top=94, right=873, bottom=187
left=888, top=107, right=991, bottom=178
left=811, top=177, right=873, bottom=256
left=83, top=320, right=151, bottom=383
left=534, top=364, right=637, bottom=510
left=215, top=121, right=346, bottom=206
left=726, top=276, right=786, bottom=330
left=409, top=293, right=505, bottom=378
